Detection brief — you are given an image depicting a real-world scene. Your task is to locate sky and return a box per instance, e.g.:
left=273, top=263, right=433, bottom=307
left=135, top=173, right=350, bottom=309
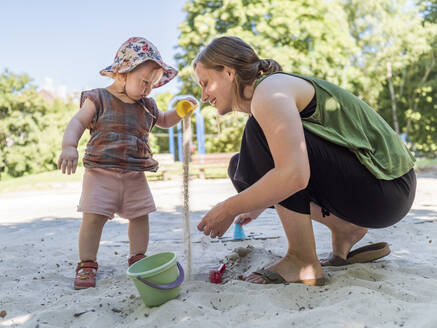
left=0, top=0, right=188, bottom=97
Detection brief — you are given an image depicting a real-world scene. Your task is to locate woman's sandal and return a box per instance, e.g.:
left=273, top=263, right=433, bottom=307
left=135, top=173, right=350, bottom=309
left=320, top=242, right=391, bottom=266
left=128, top=254, right=146, bottom=267
left=246, top=268, right=325, bottom=286
left=74, top=261, right=98, bottom=290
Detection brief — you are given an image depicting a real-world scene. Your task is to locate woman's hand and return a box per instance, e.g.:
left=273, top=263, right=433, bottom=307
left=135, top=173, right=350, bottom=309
left=57, top=146, right=79, bottom=174
left=234, top=208, right=265, bottom=225
left=197, top=200, right=236, bottom=238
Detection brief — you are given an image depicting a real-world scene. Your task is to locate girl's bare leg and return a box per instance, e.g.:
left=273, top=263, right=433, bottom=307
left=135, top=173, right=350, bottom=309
left=78, top=213, right=108, bottom=261
left=128, top=215, right=149, bottom=256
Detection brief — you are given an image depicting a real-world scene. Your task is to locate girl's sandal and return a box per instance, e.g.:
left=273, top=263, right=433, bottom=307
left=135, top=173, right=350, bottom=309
left=74, top=261, right=98, bottom=290
left=128, top=254, right=146, bottom=266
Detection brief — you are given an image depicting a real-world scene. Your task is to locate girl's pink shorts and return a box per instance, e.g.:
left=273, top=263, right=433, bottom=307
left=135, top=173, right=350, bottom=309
left=77, top=168, right=156, bottom=219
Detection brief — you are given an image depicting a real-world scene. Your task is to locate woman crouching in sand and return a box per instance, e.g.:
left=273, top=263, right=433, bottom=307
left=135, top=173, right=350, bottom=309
left=194, top=36, right=416, bottom=285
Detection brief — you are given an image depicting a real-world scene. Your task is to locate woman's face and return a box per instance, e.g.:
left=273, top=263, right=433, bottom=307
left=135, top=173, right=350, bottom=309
left=124, top=62, right=164, bottom=100
left=194, top=62, right=234, bottom=115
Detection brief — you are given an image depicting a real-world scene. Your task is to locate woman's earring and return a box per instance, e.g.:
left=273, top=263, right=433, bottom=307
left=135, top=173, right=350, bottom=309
left=233, top=110, right=238, bottom=122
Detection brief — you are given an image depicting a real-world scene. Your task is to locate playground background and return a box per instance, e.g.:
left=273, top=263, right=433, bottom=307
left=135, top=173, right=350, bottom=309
left=1, top=0, right=437, bottom=185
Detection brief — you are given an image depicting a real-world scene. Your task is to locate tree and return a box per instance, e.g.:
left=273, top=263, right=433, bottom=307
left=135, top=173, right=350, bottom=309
left=376, top=0, right=437, bottom=154
left=423, top=0, right=437, bottom=22
left=0, top=70, right=77, bottom=178
left=341, top=0, right=437, bottom=135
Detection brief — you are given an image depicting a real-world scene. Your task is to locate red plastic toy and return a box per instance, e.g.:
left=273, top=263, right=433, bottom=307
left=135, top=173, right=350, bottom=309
left=209, top=263, right=226, bottom=283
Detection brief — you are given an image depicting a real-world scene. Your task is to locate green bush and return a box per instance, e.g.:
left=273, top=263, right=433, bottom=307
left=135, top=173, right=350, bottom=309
left=0, top=70, right=78, bottom=179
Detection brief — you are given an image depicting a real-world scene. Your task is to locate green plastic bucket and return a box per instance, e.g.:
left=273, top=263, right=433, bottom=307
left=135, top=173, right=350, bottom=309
left=126, top=252, right=184, bottom=307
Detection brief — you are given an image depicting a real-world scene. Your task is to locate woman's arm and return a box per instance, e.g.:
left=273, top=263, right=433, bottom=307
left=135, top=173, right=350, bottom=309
left=225, top=74, right=310, bottom=215
left=197, top=74, right=310, bottom=237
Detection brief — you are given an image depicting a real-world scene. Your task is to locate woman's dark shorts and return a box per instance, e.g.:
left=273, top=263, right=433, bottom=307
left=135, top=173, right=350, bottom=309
left=228, top=116, right=416, bottom=228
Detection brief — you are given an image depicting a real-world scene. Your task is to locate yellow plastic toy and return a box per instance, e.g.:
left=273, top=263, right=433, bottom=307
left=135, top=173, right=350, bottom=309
left=176, top=99, right=197, bottom=118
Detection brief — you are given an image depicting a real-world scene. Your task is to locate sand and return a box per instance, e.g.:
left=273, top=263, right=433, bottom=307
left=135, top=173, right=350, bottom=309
left=1, top=173, right=437, bottom=328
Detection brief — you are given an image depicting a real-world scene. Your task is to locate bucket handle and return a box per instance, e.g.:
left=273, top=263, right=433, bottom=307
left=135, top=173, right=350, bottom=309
left=136, top=262, right=185, bottom=290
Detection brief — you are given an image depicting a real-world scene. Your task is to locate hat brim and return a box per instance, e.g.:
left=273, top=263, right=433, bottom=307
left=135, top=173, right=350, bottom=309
left=100, top=59, right=178, bottom=88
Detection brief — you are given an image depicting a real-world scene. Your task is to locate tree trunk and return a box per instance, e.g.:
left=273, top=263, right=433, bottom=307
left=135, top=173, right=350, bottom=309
left=387, top=62, right=400, bottom=133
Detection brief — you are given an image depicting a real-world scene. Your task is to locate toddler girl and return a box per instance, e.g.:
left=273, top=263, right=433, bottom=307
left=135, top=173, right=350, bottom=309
left=57, top=37, right=196, bottom=289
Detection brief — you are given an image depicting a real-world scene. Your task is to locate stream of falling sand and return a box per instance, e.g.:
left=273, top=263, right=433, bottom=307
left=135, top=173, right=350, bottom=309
left=182, top=115, right=192, bottom=280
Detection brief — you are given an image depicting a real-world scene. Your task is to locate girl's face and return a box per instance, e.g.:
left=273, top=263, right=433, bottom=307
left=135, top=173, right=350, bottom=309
left=194, top=62, right=235, bottom=115
left=124, top=62, right=164, bottom=101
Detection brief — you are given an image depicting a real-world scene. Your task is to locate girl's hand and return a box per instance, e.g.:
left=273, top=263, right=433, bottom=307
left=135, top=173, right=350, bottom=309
left=57, top=146, right=79, bottom=174
left=176, top=98, right=198, bottom=118
left=197, top=200, right=235, bottom=238
left=183, top=96, right=198, bottom=107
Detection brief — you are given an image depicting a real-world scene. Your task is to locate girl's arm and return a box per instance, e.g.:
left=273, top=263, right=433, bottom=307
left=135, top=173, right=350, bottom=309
left=155, top=98, right=197, bottom=129
left=198, top=74, right=310, bottom=237
left=57, top=99, right=96, bottom=174
left=155, top=109, right=182, bottom=129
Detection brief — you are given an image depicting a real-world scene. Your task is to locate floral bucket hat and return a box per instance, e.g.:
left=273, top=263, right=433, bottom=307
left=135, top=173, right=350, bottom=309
left=100, top=37, right=178, bottom=88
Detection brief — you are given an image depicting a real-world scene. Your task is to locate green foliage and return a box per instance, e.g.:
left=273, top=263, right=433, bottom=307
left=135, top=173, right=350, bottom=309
left=423, top=0, right=437, bottom=22
left=377, top=48, right=437, bottom=154
left=176, top=0, right=359, bottom=95
left=202, top=107, right=246, bottom=153
left=0, top=70, right=78, bottom=179
left=374, top=1, right=437, bottom=154
left=341, top=1, right=434, bottom=103
left=404, top=0, right=437, bottom=154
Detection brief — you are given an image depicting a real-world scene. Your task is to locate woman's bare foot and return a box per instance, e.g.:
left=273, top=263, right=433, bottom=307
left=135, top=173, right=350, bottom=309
left=235, top=208, right=265, bottom=225
left=309, top=202, right=368, bottom=262
left=329, top=224, right=368, bottom=260
left=244, top=253, right=323, bottom=284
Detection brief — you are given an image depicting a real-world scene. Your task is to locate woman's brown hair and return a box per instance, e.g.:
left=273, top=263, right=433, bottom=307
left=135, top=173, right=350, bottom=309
left=193, top=36, right=282, bottom=109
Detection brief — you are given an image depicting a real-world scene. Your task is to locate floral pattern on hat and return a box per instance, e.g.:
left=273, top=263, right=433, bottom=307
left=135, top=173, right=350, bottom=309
left=100, top=37, right=178, bottom=88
